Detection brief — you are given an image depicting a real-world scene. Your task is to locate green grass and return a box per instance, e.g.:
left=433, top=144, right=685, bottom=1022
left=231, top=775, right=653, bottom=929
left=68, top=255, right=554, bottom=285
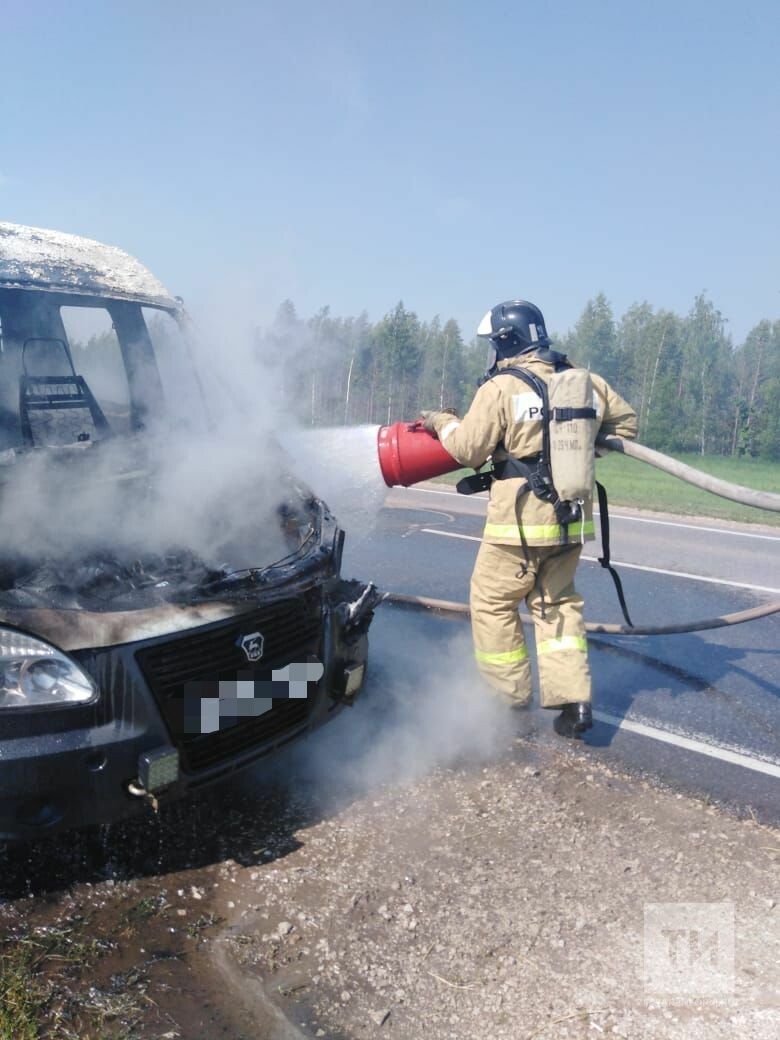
left=434, top=453, right=780, bottom=527
left=595, top=453, right=780, bottom=526
left=0, top=920, right=130, bottom=1040
left=0, top=927, right=98, bottom=1040
left=0, top=941, right=45, bottom=1040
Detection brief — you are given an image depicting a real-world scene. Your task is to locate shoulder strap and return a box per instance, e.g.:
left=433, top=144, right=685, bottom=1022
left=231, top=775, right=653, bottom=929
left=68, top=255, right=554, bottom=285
left=493, top=366, right=551, bottom=465
left=595, top=480, right=634, bottom=627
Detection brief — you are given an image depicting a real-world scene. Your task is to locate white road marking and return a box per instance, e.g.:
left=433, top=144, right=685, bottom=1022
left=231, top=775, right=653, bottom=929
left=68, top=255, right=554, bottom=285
left=418, top=528, right=780, bottom=595
left=418, top=528, right=481, bottom=541
left=415, top=528, right=485, bottom=541
left=579, top=558, right=780, bottom=595
left=401, top=487, right=780, bottom=542
left=401, top=487, right=478, bottom=498
left=592, top=710, right=780, bottom=780
left=595, top=514, right=780, bottom=543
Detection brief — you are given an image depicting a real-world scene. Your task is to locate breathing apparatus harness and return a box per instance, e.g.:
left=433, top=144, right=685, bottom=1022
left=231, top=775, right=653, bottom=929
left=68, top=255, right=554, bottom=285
left=456, top=349, right=634, bottom=627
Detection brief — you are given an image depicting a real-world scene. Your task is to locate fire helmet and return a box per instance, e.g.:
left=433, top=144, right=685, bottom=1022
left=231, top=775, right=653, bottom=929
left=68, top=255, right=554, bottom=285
left=477, top=300, right=551, bottom=363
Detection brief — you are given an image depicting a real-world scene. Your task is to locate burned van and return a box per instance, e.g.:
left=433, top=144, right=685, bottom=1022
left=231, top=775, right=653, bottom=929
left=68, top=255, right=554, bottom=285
left=0, top=222, right=377, bottom=840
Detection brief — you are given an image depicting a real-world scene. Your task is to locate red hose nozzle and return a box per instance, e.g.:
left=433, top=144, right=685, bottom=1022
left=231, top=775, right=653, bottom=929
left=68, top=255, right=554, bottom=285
left=377, top=421, right=460, bottom=488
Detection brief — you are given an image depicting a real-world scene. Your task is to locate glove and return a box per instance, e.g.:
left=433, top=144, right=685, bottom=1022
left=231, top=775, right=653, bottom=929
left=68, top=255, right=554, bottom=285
left=419, top=408, right=458, bottom=436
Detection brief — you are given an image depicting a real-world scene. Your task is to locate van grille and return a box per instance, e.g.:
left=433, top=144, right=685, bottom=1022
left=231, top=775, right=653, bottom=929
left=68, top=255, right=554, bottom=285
left=136, top=592, right=322, bottom=772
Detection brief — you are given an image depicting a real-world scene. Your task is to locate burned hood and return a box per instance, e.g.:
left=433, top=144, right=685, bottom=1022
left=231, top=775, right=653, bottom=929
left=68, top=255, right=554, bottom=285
left=0, top=507, right=343, bottom=651
left=0, top=431, right=343, bottom=649
left=0, top=599, right=256, bottom=652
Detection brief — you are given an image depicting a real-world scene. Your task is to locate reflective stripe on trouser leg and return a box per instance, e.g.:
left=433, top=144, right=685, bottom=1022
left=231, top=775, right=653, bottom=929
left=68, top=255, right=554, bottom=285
left=527, top=546, right=592, bottom=709
left=470, top=541, right=535, bottom=705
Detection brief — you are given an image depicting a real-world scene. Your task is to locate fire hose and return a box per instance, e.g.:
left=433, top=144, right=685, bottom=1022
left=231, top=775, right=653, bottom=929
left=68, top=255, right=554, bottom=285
left=382, top=592, right=780, bottom=635
left=596, top=434, right=780, bottom=513
left=379, top=434, right=780, bottom=636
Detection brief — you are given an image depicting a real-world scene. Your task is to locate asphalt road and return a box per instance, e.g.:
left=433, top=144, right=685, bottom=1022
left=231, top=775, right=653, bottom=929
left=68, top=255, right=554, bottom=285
left=342, top=484, right=780, bottom=824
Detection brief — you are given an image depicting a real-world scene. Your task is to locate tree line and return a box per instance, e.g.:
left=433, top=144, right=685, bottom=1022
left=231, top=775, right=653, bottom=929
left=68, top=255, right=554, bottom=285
left=259, top=294, right=780, bottom=460
left=70, top=293, right=780, bottom=460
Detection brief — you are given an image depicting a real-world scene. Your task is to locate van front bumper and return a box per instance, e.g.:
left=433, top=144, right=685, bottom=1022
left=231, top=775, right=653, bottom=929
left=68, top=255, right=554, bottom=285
left=0, top=577, right=376, bottom=843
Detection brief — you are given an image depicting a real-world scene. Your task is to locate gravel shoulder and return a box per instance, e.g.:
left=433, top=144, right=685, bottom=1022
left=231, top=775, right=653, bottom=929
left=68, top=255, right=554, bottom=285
left=214, top=738, right=779, bottom=1040
left=2, top=721, right=778, bottom=1039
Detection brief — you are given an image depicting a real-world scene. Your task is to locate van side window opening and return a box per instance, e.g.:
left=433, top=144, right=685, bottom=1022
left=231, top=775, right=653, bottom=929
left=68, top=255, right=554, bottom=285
left=142, top=308, right=206, bottom=428
left=0, top=311, right=15, bottom=451
left=60, top=306, right=132, bottom=436
left=0, top=292, right=95, bottom=448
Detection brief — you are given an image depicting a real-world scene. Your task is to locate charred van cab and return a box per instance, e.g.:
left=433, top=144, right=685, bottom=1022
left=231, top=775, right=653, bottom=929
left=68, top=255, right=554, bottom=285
left=0, top=222, right=377, bottom=841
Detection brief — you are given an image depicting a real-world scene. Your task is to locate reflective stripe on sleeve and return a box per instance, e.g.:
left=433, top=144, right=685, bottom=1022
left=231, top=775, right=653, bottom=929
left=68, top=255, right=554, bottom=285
left=536, top=635, right=588, bottom=655
left=483, top=520, right=595, bottom=541
left=440, top=420, right=460, bottom=441
left=474, top=646, right=529, bottom=665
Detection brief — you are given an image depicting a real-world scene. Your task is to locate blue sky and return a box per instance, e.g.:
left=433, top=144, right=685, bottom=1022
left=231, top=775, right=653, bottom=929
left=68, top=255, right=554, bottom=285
left=3, top=1, right=778, bottom=341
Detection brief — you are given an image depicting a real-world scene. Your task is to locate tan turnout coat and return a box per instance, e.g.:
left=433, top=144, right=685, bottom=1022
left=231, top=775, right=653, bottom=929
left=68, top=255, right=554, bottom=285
left=431, top=354, right=638, bottom=546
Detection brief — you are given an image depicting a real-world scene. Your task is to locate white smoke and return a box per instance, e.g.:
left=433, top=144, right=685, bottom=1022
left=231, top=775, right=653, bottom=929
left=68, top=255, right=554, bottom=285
left=279, top=610, right=513, bottom=801
left=0, top=294, right=388, bottom=573
left=0, top=281, right=508, bottom=788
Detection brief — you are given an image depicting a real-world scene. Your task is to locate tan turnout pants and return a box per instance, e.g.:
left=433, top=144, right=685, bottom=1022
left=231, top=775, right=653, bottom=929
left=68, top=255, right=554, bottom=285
left=470, top=541, right=592, bottom=708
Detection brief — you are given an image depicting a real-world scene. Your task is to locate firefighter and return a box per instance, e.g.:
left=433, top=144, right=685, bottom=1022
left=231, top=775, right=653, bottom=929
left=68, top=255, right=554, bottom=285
left=421, top=300, right=638, bottom=738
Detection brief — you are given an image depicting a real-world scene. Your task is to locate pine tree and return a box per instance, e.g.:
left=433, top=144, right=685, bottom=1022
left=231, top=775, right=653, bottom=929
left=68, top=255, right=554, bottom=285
left=569, top=294, right=622, bottom=388
left=679, top=295, right=733, bottom=455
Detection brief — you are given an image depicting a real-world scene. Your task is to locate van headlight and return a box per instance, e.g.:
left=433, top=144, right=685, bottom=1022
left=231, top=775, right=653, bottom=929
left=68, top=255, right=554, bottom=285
left=0, top=629, right=97, bottom=709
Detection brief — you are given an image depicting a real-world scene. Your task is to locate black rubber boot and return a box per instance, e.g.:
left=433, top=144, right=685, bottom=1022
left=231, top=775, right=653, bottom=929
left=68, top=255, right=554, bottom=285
left=553, top=702, right=593, bottom=740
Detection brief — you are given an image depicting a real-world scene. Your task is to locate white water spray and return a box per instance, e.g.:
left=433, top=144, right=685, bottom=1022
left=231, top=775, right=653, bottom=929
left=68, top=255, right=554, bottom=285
left=287, top=424, right=387, bottom=543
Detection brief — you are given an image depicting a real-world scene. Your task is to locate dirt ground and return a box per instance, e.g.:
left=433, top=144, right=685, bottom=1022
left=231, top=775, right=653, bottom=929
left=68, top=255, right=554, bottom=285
left=1, top=731, right=777, bottom=1040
